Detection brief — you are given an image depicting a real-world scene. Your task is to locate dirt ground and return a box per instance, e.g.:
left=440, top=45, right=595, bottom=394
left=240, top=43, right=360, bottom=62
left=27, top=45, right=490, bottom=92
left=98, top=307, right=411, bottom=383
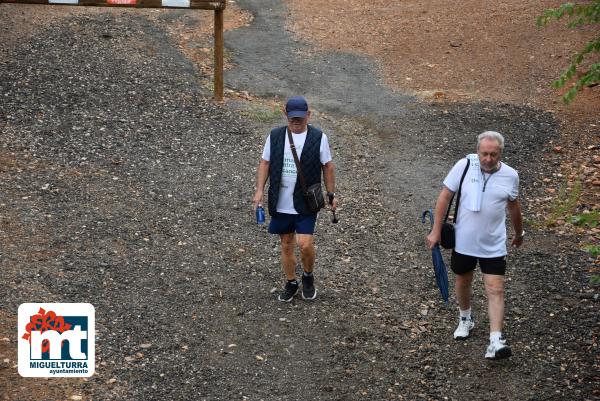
left=286, top=0, right=598, bottom=109
left=0, top=1, right=598, bottom=400
left=285, top=0, right=600, bottom=209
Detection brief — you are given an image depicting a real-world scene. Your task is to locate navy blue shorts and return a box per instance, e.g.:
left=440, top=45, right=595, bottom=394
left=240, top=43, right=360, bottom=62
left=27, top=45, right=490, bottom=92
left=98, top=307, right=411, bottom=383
left=268, top=213, right=317, bottom=235
left=451, top=250, right=507, bottom=276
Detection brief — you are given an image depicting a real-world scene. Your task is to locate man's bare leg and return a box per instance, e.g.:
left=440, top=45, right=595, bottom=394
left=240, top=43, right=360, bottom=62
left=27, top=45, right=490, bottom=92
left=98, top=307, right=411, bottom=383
left=483, top=273, right=505, bottom=333
left=296, top=234, right=315, bottom=273
left=280, top=233, right=297, bottom=281
left=455, top=270, right=474, bottom=311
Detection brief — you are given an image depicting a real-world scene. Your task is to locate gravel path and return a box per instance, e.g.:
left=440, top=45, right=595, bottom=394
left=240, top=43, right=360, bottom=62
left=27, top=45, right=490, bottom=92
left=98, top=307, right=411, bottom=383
left=0, top=2, right=597, bottom=401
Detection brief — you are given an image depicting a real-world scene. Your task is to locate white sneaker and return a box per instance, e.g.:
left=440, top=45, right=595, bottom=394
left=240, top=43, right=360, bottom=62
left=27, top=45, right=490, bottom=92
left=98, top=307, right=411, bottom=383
left=453, top=317, right=475, bottom=340
left=485, top=339, right=512, bottom=360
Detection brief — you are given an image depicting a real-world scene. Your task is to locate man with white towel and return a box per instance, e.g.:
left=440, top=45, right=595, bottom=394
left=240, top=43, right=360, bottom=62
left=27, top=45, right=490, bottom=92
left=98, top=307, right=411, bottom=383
left=426, top=131, right=524, bottom=360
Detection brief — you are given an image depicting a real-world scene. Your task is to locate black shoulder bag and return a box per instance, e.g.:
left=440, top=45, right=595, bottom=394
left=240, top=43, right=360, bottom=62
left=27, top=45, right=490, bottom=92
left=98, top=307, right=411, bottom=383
left=440, top=158, right=470, bottom=249
left=287, top=129, right=325, bottom=213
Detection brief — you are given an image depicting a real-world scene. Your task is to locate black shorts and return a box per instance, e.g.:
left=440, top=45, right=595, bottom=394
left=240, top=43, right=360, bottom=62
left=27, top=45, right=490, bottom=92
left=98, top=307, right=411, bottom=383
left=450, top=251, right=507, bottom=276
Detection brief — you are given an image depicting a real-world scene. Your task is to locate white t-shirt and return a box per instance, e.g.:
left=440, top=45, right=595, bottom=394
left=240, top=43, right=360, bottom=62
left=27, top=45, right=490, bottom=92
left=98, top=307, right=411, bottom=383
left=443, top=158, right=519, bottom=258
left=262, top=130, right=332, bottom=214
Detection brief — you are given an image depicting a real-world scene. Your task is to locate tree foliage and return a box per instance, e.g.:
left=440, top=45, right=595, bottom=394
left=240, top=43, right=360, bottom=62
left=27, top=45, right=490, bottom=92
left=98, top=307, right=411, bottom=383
left=537, top=1, right=600, bottom=103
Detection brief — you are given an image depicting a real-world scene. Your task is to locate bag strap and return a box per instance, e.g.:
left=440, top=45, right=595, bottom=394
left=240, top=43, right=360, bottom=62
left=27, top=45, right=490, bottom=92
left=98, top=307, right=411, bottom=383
left=444, top=158, right=470, bottom=223
left=287, top=128, right=308, bottom=192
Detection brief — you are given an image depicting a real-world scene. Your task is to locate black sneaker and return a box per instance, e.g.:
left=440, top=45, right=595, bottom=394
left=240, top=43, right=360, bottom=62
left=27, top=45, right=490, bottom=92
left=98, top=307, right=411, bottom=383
left=278, top=280, right=299, bottom=302
left=301, top=273, right=317, bottom=300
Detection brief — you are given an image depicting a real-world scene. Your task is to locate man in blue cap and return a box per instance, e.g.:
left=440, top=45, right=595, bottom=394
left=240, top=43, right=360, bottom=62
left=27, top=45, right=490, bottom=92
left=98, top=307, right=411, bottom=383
left=253, top=96, right=337, bottom=302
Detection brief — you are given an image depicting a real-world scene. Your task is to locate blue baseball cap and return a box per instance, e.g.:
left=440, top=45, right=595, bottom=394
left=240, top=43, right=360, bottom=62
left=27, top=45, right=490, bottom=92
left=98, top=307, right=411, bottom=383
left=285, top=96, right=309, bottom=118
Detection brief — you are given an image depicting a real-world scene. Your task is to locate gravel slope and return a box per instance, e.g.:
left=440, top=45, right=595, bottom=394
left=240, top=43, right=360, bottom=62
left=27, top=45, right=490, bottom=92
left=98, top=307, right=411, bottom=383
left=0, top=3, right=597, bottom=401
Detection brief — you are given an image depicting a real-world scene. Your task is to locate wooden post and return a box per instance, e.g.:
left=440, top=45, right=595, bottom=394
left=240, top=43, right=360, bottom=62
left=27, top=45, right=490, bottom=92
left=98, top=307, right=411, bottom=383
left=214, top=8, right=224, bottom=101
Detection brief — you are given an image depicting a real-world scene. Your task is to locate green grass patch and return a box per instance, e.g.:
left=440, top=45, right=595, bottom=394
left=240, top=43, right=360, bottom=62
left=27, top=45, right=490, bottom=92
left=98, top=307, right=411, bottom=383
left=583, top=241, right=599, bottom=286
left=542, top=179, right=582, bottom=227
left=242, top=104, right=282, bottom=124
left=572, top=210, right=599, bottom=228
left=584, top=244, right=600, bottom=258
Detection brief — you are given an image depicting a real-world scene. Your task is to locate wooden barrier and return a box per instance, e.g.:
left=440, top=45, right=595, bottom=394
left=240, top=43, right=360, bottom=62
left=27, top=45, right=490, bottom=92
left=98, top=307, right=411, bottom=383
left=0, top=0, right=226, bottom=100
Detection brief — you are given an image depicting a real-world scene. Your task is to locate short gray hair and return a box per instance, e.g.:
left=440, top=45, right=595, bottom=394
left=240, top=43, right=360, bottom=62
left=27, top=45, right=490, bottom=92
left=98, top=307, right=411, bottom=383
left=477, top=131, right=504, bottom=151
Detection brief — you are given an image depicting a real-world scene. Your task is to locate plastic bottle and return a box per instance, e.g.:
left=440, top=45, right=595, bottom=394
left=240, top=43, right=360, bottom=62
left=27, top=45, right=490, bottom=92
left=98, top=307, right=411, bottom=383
left=256, top=205, right=265, bottom=224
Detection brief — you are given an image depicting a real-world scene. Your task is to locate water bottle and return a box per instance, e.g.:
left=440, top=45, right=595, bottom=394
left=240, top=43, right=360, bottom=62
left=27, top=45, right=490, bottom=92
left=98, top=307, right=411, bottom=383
left=256, top=205, right=265, bottom=224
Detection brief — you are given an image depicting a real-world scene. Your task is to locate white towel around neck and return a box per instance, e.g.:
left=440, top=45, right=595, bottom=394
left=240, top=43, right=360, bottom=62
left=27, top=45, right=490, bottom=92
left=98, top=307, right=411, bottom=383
left=465, top=154, right=482, bottom=212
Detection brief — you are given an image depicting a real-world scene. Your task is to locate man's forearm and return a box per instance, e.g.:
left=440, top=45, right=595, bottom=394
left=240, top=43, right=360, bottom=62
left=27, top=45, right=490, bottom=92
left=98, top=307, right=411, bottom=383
left=323, top=162, right=336, bottom=193
left=256, top=160, right=269, bottom=192
left=508, top=200, right=523, bottom=235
